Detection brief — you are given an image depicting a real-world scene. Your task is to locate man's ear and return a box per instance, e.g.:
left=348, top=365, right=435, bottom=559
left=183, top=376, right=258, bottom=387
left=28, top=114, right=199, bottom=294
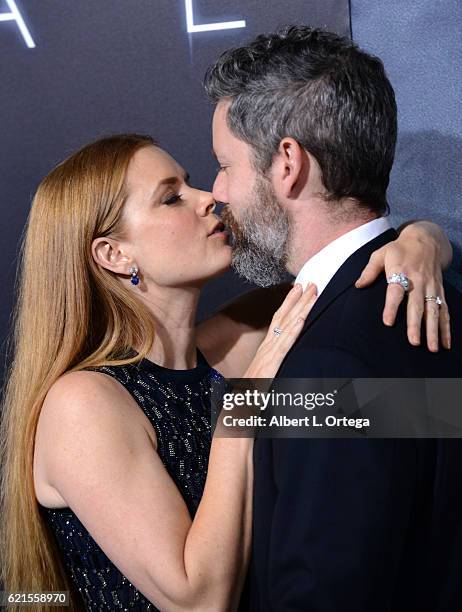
left=91, top=237, right=132, bottom=275
left=272, top=138, right=309, bottom=199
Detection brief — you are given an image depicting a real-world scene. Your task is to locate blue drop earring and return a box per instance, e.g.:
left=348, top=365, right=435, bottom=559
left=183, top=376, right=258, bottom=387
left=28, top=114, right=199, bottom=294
left=129, top=265, right=140, bottom=286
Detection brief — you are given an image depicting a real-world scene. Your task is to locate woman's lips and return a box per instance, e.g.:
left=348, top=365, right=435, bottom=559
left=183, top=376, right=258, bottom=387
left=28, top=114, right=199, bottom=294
left=208, top=221, right=226, bottom=236
left=209, top=229, right=229, bottom=240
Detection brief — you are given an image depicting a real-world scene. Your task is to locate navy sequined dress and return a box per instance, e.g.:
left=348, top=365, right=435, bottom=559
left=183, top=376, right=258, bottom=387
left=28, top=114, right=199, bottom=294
left=39, top=351, right=223, bottom=611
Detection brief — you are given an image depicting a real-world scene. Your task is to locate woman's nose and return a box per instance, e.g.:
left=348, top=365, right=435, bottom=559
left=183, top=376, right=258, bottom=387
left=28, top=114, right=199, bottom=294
left=197, top=191, right=216, bottom=216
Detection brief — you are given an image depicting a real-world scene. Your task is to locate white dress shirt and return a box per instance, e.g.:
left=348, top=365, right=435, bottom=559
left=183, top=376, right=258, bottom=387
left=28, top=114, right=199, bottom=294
left=294, top=217, right=392, bottom=296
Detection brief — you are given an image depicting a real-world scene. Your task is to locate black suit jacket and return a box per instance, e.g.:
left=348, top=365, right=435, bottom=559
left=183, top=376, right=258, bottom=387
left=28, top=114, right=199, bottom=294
left=244, top=229, right=462, bottom=612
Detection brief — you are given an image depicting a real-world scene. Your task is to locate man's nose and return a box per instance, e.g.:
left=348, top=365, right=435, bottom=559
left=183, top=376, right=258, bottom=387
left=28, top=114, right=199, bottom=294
left=212, top=173, right=228, bottom=205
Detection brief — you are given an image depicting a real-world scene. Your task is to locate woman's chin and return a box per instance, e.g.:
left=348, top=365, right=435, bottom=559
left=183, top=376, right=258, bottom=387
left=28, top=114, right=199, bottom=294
left=205, top=259, right=232, bottom=281
left=178, top=261, right=232, bottom=288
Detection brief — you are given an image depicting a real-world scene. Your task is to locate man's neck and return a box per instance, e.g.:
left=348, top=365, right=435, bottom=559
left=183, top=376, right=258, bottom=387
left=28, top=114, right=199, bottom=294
left=287, top=206, right=378, bottom=276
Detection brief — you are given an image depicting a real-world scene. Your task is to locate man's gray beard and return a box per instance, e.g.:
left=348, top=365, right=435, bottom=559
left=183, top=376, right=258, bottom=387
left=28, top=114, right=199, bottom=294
left=222, top=176, right=291, bottom=287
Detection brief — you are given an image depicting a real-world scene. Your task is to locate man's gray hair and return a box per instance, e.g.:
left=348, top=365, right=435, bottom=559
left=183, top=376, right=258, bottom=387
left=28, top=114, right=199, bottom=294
left=204, top=26, right=397, bottom=216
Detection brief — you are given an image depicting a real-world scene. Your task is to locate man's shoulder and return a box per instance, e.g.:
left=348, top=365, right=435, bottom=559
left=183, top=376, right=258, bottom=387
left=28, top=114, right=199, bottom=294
left=329, top=273, right=462, bottom=346
left=341, top=275, right=462, bottom=351
left=443, top=277, right=462, bottom=312
left=280, top=277, right=462, bottom=378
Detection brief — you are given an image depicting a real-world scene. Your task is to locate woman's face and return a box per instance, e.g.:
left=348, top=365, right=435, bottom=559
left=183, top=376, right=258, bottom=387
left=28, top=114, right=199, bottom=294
left=119, top=146, right=232, bottom=288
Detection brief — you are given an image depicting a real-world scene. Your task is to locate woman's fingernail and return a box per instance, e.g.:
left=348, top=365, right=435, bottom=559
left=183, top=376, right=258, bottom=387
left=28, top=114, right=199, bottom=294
left=293, top=283, right=302, bottom=291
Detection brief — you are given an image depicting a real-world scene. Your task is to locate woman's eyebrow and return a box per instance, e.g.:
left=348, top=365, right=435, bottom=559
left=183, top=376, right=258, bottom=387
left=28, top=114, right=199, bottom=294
left=150, top=171, right=190, bottom=200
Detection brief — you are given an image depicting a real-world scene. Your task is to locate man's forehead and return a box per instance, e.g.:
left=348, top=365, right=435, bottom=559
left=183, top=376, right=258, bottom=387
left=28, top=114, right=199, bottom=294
left=212, top=101, right=247, bottom=156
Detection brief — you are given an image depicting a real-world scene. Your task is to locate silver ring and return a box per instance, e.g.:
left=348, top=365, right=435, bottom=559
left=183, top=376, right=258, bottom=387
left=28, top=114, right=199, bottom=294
left=273, top=327, right=283, bottom=337
left=424, top=295, right=443, bottom=306
left=387, top=272, right=410, bottom=292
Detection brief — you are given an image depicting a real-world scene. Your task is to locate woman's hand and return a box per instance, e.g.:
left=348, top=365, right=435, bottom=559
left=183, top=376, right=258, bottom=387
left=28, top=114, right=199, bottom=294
left=355, top=221, right=451, bottom=352
left=244, top=283, right=317, bottom=378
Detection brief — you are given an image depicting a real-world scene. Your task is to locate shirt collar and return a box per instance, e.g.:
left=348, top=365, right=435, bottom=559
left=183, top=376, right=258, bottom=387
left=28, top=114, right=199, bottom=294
left=294, top=217, right=392, bottom=296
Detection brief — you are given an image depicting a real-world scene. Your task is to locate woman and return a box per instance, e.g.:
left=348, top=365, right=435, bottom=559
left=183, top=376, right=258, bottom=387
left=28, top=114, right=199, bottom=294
left=0, top=134, right=451, bottom=611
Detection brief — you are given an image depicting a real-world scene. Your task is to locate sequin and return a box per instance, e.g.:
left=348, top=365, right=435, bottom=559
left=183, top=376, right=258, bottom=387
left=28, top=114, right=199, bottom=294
left=40, top=352, right=223, bottom=611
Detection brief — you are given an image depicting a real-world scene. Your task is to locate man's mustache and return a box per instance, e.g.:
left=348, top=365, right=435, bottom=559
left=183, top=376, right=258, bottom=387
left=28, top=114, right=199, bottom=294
left=220, top=206, right=241, bottom=246
left=220, top=206, right=236, bottom=230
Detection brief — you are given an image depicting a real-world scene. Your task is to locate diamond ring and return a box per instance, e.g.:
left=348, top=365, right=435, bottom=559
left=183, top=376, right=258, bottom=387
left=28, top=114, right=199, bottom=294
left=424, top=295, right=443, bottom=306
left=387, top=272, right=410, bottom=292
left=273, top=327, right=283, bottom=337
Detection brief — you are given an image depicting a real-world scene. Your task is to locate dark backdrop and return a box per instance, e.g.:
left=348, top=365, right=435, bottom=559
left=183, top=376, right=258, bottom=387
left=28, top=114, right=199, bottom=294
left=0, top=0, right=350, bottom=379
left=2, top=1, right=461, bottom=382
left=351, top=0, right=462, bottom=291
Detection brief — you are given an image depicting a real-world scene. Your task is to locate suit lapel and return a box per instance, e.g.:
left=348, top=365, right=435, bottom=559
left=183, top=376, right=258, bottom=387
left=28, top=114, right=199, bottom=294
left=299, top=228, right=398, bottom=334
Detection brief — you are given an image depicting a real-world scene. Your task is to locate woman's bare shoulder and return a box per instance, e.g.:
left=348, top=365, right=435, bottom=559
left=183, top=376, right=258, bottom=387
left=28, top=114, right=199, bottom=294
left=39, top=370, right=131, bottom=434
left=37, top=369, right=157, bottom=466
left=44, top=369, right=127, bottom=409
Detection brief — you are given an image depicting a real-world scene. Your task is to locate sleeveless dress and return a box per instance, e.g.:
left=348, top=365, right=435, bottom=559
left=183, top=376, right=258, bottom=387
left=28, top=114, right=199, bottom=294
left=39, top=352, right=224, bottom=611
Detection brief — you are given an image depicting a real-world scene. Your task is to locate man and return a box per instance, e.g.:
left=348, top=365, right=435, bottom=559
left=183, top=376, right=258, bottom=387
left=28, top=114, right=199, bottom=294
left=205, top=26, right=462, bottom=610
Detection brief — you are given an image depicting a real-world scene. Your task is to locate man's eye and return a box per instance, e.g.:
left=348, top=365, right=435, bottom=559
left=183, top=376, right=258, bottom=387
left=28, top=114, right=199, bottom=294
left=163, top=194, right=183, bottom=205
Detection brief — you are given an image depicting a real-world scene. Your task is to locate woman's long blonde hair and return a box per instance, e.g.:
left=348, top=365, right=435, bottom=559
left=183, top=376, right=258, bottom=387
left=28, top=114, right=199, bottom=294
left=0, top=134, right=158, bottom=611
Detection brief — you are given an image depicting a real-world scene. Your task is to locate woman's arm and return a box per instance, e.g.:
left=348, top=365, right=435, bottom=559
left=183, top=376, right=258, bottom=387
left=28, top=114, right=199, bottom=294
left=38, top=373, right=251, bottom=612
left=197, top=283, right=292, bottom=377
left=198, top=220, right=452, bottom=374
left=38, top=284, right=316, bottom=611
left=356, top=220, right=452, bottom=351
left=399, top=220, right=452, bottom=269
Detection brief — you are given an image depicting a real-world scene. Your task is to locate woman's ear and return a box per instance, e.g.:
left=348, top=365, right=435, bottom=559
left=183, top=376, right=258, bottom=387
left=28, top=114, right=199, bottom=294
left=91, top=237, right=131, bottom=275
left=272, top=138, right=309, bottom=199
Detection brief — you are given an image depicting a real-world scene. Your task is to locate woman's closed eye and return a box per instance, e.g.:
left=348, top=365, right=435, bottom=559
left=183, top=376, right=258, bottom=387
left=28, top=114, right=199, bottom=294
left=163, top=193, right=183, bottom=206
